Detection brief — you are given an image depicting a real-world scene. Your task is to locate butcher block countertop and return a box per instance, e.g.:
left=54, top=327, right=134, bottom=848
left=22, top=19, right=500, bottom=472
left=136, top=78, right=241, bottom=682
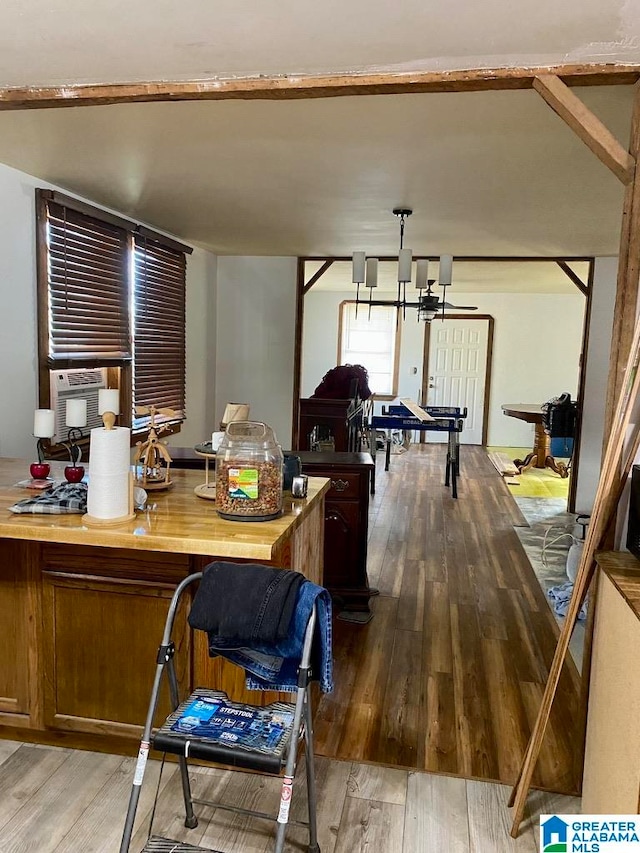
left=595, top=550, right=640, bottom=621
left=0, top=458, right=329, bottom=560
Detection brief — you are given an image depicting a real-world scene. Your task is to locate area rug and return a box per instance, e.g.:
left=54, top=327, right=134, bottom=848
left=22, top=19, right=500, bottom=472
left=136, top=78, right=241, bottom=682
left=513, top=496, right=586, bottom=672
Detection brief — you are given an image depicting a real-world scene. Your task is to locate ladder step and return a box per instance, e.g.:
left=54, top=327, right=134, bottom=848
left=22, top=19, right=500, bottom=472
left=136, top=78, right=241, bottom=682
left=141, top=837, right=224, bottom=853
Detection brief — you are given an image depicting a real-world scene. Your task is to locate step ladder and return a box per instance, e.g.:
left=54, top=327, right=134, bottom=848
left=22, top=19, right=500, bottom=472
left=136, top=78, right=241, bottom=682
left=142, top=839, right=223, bottom=852
left=120, top=570, right=321, bottom=853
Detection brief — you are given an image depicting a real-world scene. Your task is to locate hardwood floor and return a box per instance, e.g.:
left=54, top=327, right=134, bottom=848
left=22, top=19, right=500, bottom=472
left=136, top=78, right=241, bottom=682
left=0, top=741, right=580, bottom=852
left=314, top=444, right=583, bottom=795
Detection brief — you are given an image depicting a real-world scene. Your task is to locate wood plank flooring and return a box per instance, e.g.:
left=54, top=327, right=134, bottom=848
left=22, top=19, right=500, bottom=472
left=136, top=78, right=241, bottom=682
left=314, top=445, right=583, bottom=795
left=0, top=741, right=580, bottom=852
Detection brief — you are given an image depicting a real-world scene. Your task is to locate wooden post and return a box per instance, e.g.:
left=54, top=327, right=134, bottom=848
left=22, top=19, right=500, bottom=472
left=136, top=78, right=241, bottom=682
left=605, top=84, right=640, bottom=432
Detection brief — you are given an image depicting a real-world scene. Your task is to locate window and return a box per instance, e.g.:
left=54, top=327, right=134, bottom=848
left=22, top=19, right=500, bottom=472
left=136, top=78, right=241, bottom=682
left=44, top=201, right=130, bottom=363
left=338, top=301, right=401, bottom=398
left=36, top=189, right=191, bottom=441
left=133, top=235, right=186, bottom=428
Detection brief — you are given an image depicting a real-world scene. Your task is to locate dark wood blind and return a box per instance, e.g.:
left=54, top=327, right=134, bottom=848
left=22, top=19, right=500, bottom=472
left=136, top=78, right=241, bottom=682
left=46, top=200, right=131, bottom=363
left=133, top=236, right=186, bottom=424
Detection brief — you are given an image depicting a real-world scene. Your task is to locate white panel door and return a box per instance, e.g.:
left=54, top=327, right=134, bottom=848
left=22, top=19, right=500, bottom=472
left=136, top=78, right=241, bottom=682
left=425, top=319, right=489, bottom=445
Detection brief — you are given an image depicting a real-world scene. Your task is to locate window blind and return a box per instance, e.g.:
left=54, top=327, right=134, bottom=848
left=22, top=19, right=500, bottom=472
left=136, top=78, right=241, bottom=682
left=46, top=201, right=131, bottom=363
left=133, top=236, right=186, bottom=424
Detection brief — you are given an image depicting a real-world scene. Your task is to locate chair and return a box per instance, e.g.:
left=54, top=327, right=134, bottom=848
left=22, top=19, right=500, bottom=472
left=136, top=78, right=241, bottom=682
left=119, top=570, right=321, bottom=853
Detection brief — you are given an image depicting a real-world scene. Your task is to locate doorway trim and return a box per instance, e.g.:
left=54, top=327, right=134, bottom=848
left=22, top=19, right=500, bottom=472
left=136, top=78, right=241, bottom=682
left=420, top=313, right=494, bottom=446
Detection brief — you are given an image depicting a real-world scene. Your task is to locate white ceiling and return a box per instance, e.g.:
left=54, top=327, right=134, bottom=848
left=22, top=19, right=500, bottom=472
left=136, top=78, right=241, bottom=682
left=0, top=86, right=631, bottom=261
left=0, top=0, right=638, bottom=87
left=0, top=0, right=636, bottom=293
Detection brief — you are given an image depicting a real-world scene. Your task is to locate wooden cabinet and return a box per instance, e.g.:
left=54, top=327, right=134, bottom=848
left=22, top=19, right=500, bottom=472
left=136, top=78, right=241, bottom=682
left=0, top=461, right=328, bottom=756
left=0, top=540, right=41, bottom=728
left=296, top=452, right=374, bottom=613
left=40, top=545, right=191, bottom=739
left=297, top=397, right=364, bottom=451
left=582, top=552, right=640, bottom=812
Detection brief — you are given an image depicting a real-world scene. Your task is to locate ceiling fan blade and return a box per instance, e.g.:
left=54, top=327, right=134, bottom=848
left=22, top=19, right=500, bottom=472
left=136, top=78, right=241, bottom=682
left=443, top=303, right=478, bottom=310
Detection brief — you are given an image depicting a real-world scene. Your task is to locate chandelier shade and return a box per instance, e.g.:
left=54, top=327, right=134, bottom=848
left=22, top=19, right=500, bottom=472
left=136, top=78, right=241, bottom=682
left=351, top=209, right=477, bottom=322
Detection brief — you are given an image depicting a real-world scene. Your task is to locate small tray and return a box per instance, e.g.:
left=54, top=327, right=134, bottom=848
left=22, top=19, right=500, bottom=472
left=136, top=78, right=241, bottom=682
left=194, top=483, right=216, bottom=501
left=194, top=442, right=216, bottom=456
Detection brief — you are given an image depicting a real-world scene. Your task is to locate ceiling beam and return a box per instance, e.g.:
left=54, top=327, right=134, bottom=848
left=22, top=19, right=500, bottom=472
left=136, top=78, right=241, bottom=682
left=303, top=260, right=334, bottom=295
left=302, top=254, right=593, bottom=263
left=556, top=260, right=589, bottom=295
left=533, top=74, right=635, bottom=184
left=0, top=63, right=637, bottom=111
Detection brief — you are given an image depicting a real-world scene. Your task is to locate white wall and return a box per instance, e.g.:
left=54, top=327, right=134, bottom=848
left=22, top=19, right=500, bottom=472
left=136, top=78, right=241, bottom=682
left=574, top=257, right=617, bottom=513
left=464, top=291, right=585, bottom=446
left=0, top=163, right=46, bottom=458
left=302, top=288, right=585, bottom=445
left=0, top=161, right=217, bottom=458
left=178, top=248, right=218, bottom=448
left=215, top=257, right=298, bottom=449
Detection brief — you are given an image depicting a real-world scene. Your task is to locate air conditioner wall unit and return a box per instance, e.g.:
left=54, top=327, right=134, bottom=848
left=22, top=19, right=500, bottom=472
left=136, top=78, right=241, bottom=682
left=50, top=368, right=108, bottom=444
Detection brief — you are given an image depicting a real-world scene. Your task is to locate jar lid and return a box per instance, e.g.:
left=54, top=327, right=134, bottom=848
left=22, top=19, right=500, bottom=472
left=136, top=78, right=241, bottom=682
left=220, top=420, right=280, bottom=451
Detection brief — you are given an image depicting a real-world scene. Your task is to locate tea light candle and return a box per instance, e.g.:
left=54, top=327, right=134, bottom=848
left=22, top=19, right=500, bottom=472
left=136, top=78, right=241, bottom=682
left=34, top=409, right=55, bottom=438
left=66, top=398, right=87, bottom=427
left=98, top=389, right=120, bottom=416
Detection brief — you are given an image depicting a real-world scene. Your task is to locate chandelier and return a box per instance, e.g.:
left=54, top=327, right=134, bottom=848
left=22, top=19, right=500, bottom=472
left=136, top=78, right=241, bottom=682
left=352, top=208, right=468, bottom=322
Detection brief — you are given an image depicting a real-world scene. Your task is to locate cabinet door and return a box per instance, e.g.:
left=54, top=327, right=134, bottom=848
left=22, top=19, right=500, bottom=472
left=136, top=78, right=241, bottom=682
left=0, top=540, right=40, bottom=726
left=323, top=500, right=361, bottom=589
left=42, top=572, right=190, bottom=738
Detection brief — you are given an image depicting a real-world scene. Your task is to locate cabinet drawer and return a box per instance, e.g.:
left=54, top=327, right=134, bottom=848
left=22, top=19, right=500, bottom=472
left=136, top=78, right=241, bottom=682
left=42, top=543, right=190, bottom=584
left=302, top=468, right=362, bottom=499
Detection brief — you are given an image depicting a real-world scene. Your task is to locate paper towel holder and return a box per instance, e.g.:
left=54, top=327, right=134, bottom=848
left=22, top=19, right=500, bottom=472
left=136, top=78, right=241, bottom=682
left=82, top=471, right=136, bottom=527
left=82, top=411, right=136, bottom=527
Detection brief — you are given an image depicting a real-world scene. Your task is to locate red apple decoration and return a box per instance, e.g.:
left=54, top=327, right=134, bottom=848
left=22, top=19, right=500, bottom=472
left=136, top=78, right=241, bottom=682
left=30, top=462, right=50, bottom=479
left=64, top=465, right=85, bottom=483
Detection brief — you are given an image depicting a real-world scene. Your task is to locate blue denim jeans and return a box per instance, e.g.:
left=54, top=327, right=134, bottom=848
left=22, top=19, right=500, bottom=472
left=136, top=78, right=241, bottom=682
left=208, top=581, right=333, bottom=693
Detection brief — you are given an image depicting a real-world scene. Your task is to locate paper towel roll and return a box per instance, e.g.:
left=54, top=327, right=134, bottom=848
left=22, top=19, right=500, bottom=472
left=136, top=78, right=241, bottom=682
left=87, top=472, right=131, bottom=519
left=89, top=426, right=130, bottom=475
left=87, top=426, right=131, bottom=519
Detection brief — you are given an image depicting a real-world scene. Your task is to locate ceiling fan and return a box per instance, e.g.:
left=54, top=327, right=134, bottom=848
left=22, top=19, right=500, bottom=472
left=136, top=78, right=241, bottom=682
left=417, top=279, right=479, bottom=322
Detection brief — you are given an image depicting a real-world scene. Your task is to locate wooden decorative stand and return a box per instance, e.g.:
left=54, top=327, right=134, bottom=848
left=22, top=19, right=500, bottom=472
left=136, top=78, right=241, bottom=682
left=193, top=443, right=217, bottom=500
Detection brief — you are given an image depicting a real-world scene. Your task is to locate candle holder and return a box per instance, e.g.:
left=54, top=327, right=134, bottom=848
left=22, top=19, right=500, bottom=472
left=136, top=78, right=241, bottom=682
left=63, top=398, right=88, bottom=482
left=63, top=429, right=85, bottom=482
left=29, top=458, right=50, bottom=480
left=32, top=408, right=55, bottom=481
left=64, top=463, right=85, bottom=483
left=64, top=426, right=85, bottom=465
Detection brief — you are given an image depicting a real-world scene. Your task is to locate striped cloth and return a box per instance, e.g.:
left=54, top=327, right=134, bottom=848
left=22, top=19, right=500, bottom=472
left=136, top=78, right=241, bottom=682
left=9, top=482, right=87, bottom=514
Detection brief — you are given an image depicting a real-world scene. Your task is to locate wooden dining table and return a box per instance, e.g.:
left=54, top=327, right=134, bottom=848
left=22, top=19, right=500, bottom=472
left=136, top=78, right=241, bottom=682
left=501, top=403, right=569, bottom=477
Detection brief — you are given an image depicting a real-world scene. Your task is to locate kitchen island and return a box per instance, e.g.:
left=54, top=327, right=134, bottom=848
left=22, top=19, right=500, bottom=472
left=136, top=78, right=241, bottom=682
left=0, top=458, right=328, bottom=756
